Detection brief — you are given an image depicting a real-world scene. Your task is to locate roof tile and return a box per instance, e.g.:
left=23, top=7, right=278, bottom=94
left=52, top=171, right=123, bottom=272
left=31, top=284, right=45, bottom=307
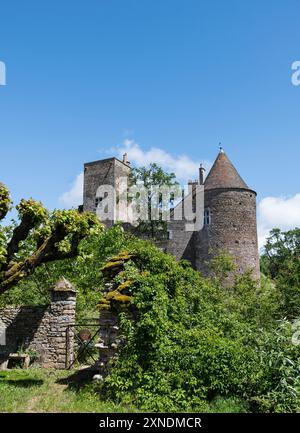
left=204, top=150, right=249, bottom=190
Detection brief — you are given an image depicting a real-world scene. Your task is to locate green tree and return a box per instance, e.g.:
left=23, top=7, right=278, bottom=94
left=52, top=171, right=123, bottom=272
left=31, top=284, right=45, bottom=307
left=0, top=183, right=103, bottom=295
left=129, top=163, right=179, bottom=238
left=261, top=228, right=300, bottom=318
left=98, top=241, right=287, bottom=412
left=0, top=223, right=127, bottom=321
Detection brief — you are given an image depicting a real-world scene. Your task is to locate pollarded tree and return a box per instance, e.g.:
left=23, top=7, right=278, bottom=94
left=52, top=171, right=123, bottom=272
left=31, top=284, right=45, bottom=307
left=0, top=183, right=103, bottom=294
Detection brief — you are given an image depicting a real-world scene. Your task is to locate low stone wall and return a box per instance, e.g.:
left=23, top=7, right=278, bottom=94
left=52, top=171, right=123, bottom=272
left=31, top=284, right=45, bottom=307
left=0, top=279, right=76, bottom=369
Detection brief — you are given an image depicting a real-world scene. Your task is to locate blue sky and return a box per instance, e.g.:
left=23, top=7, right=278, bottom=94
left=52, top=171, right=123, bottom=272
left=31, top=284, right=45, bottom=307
left=0, top=0, right=300, bottom=246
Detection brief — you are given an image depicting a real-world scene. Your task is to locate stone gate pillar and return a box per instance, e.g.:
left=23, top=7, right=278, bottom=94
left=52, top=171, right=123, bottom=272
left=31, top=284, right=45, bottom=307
left=46, top=278, right=76, bottom=369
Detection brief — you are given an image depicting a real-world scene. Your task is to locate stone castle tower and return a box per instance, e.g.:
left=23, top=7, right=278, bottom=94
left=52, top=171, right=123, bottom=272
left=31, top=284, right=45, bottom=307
left=166, top=149, right=260, bottom=279
left=196, top=149, right=260, bottom=279
left=83, top=154, right=131, bottom=224
left=82, top=149, right=260, bottom=280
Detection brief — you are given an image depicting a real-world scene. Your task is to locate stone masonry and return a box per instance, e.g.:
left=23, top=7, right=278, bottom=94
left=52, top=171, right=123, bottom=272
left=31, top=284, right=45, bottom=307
left=83, top=155, right=131, bottom=225
left=82, top=149, right=260, bottom=280
left=0, top=278, right=76, bottom=369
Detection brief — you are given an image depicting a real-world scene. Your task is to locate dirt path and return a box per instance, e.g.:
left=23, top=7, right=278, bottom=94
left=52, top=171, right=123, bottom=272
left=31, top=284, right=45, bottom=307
left=26, top=376, right=68, bottom=413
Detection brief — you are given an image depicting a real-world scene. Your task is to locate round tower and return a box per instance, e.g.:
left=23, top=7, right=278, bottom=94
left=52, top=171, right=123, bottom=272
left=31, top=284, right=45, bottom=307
left=194, top=149, right=260, bottom=280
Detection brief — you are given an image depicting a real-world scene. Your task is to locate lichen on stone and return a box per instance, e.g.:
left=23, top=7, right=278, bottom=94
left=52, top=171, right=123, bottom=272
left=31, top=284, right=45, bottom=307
left=99, top=251, right=139, bottom=311
left=116, top=280, right=132, bottom=292
left=110, top=293, right=132, bottom=303
left=100, top=251, right=136, bottom=276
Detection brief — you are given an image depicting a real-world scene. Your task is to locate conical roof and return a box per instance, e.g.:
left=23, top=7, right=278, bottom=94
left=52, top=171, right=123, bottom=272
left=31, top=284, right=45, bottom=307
left=204, top=149, right=249, bottom=190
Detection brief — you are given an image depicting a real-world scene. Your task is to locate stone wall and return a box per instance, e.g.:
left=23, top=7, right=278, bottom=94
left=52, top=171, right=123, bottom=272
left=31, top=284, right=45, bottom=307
left=97, top=278, right=137, bottom=378
left=166, top=187, right=260, bottom=281
left=83, top=157, right=131, bottom=225
left=97, top=309, right=120, bottom=376
left=0, top=279, right=76, bottom=369
left=166, top=218, right=195, bottom=263
left=195, top=188, right=260, bottom=279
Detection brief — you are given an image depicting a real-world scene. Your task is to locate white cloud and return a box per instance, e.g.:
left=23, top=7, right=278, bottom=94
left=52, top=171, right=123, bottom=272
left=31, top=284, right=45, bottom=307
left=59, top=145, right=300, bottom=254
left=113, top=139, right=211, bottom=182
left=258, top=193, right=300, bottom=250
left=59, top=172, right=83, bottom=208
left=59, top=140, right=212, bottom=209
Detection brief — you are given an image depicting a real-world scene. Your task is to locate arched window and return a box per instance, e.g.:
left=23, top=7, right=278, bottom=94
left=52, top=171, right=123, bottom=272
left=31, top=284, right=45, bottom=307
left=204, top=208, right=211, bottom=225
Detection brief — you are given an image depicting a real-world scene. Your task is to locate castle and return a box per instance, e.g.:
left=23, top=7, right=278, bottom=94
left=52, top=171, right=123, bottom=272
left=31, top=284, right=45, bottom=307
left=82, top=149, right=260, bottom=280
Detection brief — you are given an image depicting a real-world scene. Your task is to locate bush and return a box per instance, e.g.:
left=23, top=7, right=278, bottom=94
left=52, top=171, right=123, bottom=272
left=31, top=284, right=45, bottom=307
left=98, top=243, right=286, bottom=411
left=2, top=223, right=299, bottom=412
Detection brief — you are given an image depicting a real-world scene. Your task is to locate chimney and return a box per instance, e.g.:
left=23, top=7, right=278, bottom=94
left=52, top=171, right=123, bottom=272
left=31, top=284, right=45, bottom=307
left=199, top=164, right=206, bottom=185
left=122, top=153, right=130, bottom=166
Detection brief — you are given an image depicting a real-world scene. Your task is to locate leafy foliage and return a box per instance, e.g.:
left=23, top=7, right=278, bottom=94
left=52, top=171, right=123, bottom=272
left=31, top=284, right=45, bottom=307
left=0, top=224, right=127, bottom=319
left=1, top=180, right=300, bottom=412
left=96, top=241, right=300, bottom=412
left=0, top=183, right=12, bottom=221
left=261, top=228, right=300, bottom=318
left=0, top=183, right=103, bottom=295
left=129, top=163, right=179, bottom=238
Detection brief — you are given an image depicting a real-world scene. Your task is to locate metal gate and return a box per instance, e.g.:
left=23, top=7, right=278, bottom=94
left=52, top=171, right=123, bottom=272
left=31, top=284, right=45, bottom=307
left=65, top=321, right=101, bottom=369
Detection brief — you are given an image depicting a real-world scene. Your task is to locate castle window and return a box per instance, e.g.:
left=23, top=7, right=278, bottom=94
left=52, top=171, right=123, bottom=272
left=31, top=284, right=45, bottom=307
left=167, top=230, right=173, bottom=240
left=204, top=208, right=211, bottom=225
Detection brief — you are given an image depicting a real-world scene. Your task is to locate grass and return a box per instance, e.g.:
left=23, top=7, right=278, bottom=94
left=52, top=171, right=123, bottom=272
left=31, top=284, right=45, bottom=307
left=0, top=368, right=250, bottom=413
left=208, top=396, right=249, bottom=413
left=0, top=368, right=133, bottom=413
